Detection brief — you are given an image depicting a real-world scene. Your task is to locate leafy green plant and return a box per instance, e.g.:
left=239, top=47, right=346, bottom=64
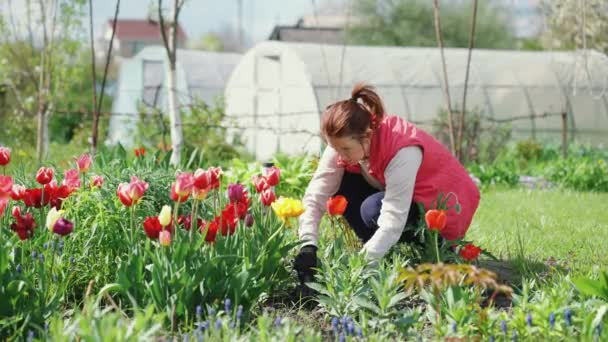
left=308, top=251, right=371, bottom=318
left=573, top=270, right=608, bottom=302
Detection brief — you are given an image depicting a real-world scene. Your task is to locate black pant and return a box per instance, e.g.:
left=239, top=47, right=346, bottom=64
left=333, top=172, right=420, bottom=244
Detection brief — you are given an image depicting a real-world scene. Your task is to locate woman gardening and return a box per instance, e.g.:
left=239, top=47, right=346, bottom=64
left=294, top=83, right=481, bottom=288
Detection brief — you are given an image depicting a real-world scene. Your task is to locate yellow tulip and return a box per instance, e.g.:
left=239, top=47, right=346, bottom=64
left=158, top=205, right=172, bottom=227
left=46, top=207, right=64, bottom=231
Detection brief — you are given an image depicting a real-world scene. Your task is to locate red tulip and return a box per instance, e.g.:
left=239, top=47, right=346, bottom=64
left=0, top=146, right=10, bottom=166
left=143, top=216, right=163, bottom=239
left=0, top=198, right=7, bottom=218
left=36, top=167, right=54, bottom=185
left=10, top=184, right=26, bottom=201
left=207, top=167, right=222, bottom=189
left=170, top=182, right=190, bottom=203
left=10, top=211, right=36, bottom=240
left=44, top=181, right=72, bottom=210
left=252, top=175, right=270, bottom=193
left=11, top=206, right=21, bottom=218
left=134, top=147, right=145, bottom=158
left=75, top=153, right=92, bottom=173
left=203, top=218, right=219, bottom=242
left=220, top=207, right=239, bottom=236
left=261, top=189, right=276, bottom=206
left=23, top=188, right=49, bottom=208
left=460, top=243, right=482, bottom=261
left=193, top=168, right=210, bottom=190
left=425, top=209, right=447, bottom=232
left=326, top=195, right=348, bottom=216
left=91, top=175, right=104, bottom=188
left=266, top=166, right=281, bottom=186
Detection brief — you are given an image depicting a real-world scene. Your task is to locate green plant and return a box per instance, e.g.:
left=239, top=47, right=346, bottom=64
left=573, top=270, right=608, bottom=302
left=47, top=297, right=164, bottom=342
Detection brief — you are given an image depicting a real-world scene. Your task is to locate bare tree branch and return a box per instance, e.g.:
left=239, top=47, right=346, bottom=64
left=157, top=0, right=173, bottom=64
left=432, top=0, right=456, bottom=156
left=97, top=0, right=120, bottom=116
left=457, top=0, right=478, bottom=160
left=89, top=0, right=99, bottom=154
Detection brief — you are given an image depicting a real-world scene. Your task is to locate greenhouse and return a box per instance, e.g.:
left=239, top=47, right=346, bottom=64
left=225, top=41, right=608, bottom=161
left=107, top=46, right=242, bottom=146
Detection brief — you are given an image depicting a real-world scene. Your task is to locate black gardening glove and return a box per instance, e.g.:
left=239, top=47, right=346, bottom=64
left=294, top=245, right=318, bottom=285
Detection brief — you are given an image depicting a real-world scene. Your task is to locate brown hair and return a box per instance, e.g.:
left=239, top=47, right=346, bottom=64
left=320, top=82, right=385, bottom=140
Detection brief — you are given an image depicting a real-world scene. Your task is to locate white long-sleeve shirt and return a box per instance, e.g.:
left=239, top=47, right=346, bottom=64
left=298, top=146, right=423, bottom=260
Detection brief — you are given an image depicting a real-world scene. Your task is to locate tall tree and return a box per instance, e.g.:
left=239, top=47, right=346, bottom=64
left=541, top=0, right=608, bottom=54
left=0, top=0, right=86, bottom=161
left=347, top=0, right=516, bottom=49
left=158, top=0, right=186, bottom=166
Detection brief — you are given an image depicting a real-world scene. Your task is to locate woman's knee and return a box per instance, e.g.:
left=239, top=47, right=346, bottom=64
left=360, top=192, right=385, bottom=228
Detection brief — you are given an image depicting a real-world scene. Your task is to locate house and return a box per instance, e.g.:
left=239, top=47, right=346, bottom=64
left=268, top=15, right=360, bottom=44
left=97, top=19, right=188, bottom=60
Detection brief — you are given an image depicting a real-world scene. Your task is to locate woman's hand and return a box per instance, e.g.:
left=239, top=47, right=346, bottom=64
left=294, top=245, right=318, bottom=284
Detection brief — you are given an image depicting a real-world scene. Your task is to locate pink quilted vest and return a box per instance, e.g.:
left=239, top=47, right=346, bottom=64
left=337, top=115, right=480, bottom=240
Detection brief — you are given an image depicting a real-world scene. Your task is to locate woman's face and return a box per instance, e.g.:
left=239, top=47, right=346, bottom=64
left=327, top=135, right=370, bottom=164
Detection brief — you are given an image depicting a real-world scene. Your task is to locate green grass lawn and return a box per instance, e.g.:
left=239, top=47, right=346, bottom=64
left=468, top=188, right=608, bottom=274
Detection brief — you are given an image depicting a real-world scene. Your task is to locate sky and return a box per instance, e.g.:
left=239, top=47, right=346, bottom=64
left=91, top=0, right=319, bottom=43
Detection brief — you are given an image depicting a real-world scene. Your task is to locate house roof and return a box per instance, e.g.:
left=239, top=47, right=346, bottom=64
left=107, top=19, right=187, bottom=41
left=268, top=26, right=344, bottom=44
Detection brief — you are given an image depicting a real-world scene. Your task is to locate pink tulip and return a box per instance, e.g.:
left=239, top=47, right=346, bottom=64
left=75, top=153, right=92, bottom=173
left=0, top=175, right=13, bottom=194
left=159, top=230, right=171, bottom=246
left=62, top=169, right=81, bottom=191
left=175, top=172, right=194, bottom=197
left=117, top=176, right=149, bottom=207
left=91, top=175, right=104, bottom=188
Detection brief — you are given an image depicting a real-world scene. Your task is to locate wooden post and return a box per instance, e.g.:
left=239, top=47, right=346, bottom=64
left=561, top=111, right=568, bottom=158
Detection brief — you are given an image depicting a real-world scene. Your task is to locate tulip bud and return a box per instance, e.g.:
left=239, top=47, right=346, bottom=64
left=244, top=212, right=254, bottom=227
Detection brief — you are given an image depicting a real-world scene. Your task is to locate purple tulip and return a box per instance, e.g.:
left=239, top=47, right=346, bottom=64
left=227, top=183, right=244, bottom=203
left=244, top=212, right=254, bottom=227
left=53, top=218, right=74, bottom=236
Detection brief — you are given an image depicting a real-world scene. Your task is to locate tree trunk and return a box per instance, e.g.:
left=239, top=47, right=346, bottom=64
left=167, top=0, right=183, bottom=166
left=36, top=102, right=49, bottom=161
left=167, top=63, right=182, bottom=166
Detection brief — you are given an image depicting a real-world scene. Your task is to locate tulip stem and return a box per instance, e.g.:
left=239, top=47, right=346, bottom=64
left=173, top=200, right=181, bottom=240
left=434, top=231, right=441, bottom=263
left=190, top=199, right=198, bottom=238
left=130, top=206, right=135, bottom=247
